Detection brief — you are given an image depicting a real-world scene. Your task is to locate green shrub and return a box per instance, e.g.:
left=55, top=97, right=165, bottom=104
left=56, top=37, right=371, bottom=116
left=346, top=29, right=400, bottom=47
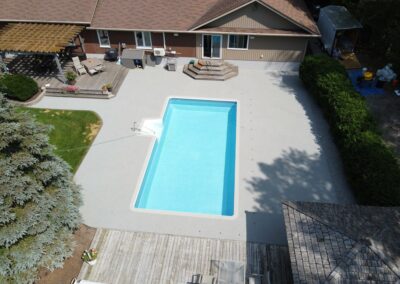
left=65, top=71, right=77, bottom=83
left=300, top=55, right=400, bottom=206
left=0, top=74, right=39, bottom=101
left=342, top=131, right=400, bottom=206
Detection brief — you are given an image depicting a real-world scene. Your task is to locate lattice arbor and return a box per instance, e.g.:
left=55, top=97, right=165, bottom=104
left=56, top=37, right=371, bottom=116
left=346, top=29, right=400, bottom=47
left=0, top=23, right=84, bottom=82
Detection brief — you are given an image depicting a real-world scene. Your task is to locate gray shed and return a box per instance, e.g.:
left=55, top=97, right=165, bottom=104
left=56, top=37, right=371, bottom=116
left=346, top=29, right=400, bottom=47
left=317, top=5, right=362, bottom=55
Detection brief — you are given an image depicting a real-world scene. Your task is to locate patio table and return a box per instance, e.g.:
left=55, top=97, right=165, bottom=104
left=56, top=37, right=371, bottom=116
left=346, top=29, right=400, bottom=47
left=81, top=58, right=104, bottom=75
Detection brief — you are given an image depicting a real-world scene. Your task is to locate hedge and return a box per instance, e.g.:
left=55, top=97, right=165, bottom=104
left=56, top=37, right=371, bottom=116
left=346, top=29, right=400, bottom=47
left=0, top=74, right=39, bottom=102
left=300, top=54, right=400, bottom=206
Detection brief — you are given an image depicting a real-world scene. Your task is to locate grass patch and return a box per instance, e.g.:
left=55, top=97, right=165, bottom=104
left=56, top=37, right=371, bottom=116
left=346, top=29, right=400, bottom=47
left=19, top=108, right=101, bottom=173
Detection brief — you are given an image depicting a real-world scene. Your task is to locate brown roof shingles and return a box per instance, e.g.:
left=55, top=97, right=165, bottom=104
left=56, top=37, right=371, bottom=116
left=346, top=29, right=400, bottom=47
left=261, top=0, right=319, bottom=34
left=90, top=0, right=319, bottom=35
left=282, top=201, right=400, bottom=283
left=90, top=0, right=218, bottom=31
left=191, top=0, right=319, bottom=34
left=0, top=0, right=319, bottom=36
left=0, top=0, right=98, bottom=24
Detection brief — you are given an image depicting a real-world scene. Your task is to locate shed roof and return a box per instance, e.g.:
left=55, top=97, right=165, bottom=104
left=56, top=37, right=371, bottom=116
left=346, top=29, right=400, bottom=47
left=282, top=201, right=400, bottom=283
left=0, top=23, right=84, bottom=53
left=321, top=5, right=362, bottom=30
left=0, top=0, right=98, bottom=24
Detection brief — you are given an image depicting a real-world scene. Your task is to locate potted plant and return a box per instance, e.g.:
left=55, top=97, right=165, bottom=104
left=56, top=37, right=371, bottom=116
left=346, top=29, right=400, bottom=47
left=102, top=83, right=112, bottom=92
left=81, top=248, right=98, bottom=265
left=65, top=71, right=77, bottom=85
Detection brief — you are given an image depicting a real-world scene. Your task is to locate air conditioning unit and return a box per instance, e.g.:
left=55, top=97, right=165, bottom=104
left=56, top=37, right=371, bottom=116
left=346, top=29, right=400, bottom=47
left=153, top=48, right=166, bottom=57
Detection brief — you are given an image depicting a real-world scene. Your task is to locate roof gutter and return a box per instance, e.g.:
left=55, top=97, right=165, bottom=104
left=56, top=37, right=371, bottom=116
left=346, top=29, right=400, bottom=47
left=86, top=26, right=320, bottom=38
left=0, top=19, right=90, bottom=25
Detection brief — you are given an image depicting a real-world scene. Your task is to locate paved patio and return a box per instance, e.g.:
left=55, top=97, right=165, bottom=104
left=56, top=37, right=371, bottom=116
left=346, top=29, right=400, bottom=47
left=32, top=61, right=354, bottom=244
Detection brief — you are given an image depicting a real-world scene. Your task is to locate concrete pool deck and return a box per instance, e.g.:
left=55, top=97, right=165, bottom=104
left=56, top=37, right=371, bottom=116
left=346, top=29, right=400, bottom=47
left=32, top=61, right=354, bottom=244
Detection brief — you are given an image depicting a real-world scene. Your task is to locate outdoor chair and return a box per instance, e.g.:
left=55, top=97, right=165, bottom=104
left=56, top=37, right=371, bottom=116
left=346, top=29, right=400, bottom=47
left=72, top=57, right=87, bottom=75
left=94, top=64, right=105, bottom=73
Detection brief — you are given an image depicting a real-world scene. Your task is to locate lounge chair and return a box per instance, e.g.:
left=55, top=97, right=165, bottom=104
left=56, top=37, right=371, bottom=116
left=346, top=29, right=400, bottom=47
left=94, top=64, right=105, bottom=73
left=72, top=57, right=87, bottom=75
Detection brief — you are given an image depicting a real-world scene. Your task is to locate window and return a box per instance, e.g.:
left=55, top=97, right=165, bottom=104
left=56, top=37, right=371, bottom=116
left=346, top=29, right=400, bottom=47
left=135, top=31, right=152, bottom=49
left=97, top=30, right=110, bottom=48
left=228, top=35, right=248, bottom=50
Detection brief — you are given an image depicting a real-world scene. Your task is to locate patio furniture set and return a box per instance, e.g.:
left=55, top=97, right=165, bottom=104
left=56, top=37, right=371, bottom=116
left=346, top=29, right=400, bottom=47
left=73, top=56, right=105, bottom=76
left=120, top=48, right=177, bottom=71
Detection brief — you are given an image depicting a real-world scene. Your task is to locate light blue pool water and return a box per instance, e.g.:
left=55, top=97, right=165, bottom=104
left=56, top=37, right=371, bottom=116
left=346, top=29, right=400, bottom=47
left=135, top=98, right=237, bottom=216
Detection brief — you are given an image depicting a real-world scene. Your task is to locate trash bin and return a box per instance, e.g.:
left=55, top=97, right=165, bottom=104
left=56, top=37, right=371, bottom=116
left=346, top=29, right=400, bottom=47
left=155, top=56, right=163, bottom=65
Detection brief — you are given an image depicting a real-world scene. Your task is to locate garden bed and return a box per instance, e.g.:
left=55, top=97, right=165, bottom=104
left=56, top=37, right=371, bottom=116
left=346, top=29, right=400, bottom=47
left=36, top=225, right=97, bottom=284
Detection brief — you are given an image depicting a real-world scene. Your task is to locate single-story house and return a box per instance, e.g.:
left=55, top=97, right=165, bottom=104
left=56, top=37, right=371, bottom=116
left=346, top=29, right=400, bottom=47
left=0, top=0, right=319, bottom=63
left=282, top=201, right=400, bottom=283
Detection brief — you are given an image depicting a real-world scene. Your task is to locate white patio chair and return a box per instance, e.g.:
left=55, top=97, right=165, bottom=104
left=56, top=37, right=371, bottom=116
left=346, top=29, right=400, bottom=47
left=72, top=56, right=87, bottom=75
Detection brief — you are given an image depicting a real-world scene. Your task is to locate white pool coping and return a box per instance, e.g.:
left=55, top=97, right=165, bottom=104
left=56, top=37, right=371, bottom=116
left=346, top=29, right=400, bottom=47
left=130, top=97, right=241, bottom=219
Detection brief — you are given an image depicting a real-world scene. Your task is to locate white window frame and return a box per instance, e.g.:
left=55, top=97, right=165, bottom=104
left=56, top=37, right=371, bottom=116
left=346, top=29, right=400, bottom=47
left=201, top=34, right=223, bottom=59
left=227, top=34, right=249, bottom=50
left=96, top=30, right=111, bottom=48
left=135, top=31, right=152, bottom=49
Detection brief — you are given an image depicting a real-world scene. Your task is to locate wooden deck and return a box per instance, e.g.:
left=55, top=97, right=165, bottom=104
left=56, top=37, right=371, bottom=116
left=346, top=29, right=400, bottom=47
left=78, top=229, right=293, bottom=284
left=3, top=55, right=128, bottom=96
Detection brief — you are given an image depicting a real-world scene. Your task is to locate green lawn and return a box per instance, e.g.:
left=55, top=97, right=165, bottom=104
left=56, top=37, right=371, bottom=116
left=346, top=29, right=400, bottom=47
left=19, top=108, right=101, bottom=173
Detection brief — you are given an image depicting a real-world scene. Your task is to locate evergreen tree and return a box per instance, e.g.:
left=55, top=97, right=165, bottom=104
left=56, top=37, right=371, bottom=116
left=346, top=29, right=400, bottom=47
left=0, top=94, right=82, bottom=283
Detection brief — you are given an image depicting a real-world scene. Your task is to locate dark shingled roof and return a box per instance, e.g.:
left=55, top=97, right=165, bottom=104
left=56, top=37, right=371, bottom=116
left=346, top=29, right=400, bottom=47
left=90, top=0, right=319, bottom=35
left=191, top=0, right=319, bottom=34
left=0, top=0, right=98, bottom=24
left=282, top=201, right=400, bottom=283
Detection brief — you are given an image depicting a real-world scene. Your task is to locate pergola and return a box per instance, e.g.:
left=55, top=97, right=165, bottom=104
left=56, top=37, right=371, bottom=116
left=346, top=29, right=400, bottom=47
left=0, top=23, right=85, bottom=82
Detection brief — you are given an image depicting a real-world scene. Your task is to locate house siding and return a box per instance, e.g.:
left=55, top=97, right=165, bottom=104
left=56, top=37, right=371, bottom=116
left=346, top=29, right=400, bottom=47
left=196, top=34, right=307, bottom=62
left=81, top=30, right=135, bottom=54
left=82, top=30, right=163, bottom=54
left=81, top=30, right=306, bottom=62
left=204, top=2, right=301, bottom=31
left=165, top=33, right=197, bottom=57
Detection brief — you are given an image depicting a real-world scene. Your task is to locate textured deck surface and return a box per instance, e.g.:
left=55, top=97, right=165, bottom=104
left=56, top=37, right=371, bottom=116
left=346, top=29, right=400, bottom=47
left=78, top=229, right=292, bottom=284
left=4, top=55, right=128, bottom=93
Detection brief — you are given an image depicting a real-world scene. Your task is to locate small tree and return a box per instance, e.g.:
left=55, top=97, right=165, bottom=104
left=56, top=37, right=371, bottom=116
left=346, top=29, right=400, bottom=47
left=0, top=94, right=82, bottom=283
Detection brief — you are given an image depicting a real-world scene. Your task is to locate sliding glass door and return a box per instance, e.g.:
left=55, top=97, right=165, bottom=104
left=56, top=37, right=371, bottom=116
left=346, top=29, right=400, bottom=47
left=202, top=34, right=222, bottom=59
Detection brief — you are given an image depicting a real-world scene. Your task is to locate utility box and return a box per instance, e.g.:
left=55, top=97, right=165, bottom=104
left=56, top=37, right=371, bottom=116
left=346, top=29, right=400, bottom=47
left=166, top=58, right=177, bottom=71
left=121, top=49, right=145, bottom=69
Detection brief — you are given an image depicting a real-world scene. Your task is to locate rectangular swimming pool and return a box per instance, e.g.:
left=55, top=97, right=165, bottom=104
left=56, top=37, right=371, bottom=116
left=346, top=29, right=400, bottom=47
left=134, top=98, right=237, bottom=216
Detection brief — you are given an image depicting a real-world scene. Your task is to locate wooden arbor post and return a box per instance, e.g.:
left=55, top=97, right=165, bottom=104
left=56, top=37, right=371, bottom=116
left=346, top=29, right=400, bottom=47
left=53, top=54, right=66, bottom=83
left=0, top=52, right=8, bottom=73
